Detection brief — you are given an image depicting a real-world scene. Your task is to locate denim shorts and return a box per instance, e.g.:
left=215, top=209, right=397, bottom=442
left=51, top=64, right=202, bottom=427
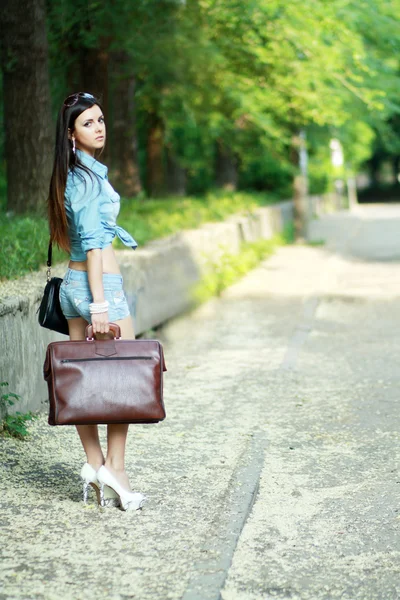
left=59, top=269, right=130, bottom=323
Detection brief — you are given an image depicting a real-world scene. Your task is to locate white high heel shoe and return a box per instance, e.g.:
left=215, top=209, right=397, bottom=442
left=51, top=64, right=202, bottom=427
left=97, top=465, right=146, bottom=511
left=80, top=463, right=120, bottom=508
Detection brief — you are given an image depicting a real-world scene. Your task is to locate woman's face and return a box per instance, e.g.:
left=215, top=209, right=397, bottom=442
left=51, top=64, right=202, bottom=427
left=72, top=104, right=105, bottom=156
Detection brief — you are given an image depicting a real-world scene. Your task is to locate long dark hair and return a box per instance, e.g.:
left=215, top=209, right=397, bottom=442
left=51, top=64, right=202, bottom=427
left=48, top=92, right=104, bottom=252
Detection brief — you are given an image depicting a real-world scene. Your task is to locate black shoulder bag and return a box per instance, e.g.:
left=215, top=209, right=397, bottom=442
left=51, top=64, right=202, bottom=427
left=37, top=241, right=69, bottom=335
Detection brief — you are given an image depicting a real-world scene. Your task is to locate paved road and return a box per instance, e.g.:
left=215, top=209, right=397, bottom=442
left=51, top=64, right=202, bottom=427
left=1, top=204, right=400, bottom=600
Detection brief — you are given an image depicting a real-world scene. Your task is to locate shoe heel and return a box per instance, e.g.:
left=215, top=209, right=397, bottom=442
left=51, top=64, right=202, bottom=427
left=99, top=483, right=105, bottom=508
left=83, top=481, right=90, bottom=504
left=81, top=463, right=111, bottom=507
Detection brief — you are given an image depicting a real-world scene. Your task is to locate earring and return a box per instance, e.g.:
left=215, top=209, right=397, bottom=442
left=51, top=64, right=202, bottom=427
left=72, top=137, right=76, bottom=154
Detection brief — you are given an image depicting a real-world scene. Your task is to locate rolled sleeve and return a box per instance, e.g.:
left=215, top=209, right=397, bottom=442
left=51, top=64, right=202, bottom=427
left=66, top=172, right=105, bottom=253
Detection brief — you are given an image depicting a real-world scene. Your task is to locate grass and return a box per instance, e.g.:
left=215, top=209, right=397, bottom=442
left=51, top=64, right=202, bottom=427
left=307, top=239, right=325, bottom=247
left=0, top=382, right=37, bottom=440
left=0, top=216, right=66, bottom=281
left=193, top=222, right=294, bottom=303
left=0, top=190, right=285, bottom=281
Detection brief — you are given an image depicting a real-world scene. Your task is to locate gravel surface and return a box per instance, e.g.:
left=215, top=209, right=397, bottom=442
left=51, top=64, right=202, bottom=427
left=1, top=204, right=400, bottom=599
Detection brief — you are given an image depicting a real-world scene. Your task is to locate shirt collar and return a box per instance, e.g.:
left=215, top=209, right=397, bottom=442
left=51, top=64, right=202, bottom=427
left=76, top=149, right=108, bottom=179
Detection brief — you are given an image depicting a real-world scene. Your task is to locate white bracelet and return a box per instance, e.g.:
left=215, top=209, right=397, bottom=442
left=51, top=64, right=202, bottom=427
left=89, top=307, right=109, bottom=314
left=89, top=301, right=109, bottom=309
left=89, top=301, right=109, bottom=314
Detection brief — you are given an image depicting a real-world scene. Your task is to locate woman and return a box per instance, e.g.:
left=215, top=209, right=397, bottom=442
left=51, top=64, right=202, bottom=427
left=48, top=92, right=145, bottom=511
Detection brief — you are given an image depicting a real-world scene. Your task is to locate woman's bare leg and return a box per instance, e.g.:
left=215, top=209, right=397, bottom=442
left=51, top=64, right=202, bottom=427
left=68, top=316, right=105, bottom=470
left=105, top=314, right=136, bottom=490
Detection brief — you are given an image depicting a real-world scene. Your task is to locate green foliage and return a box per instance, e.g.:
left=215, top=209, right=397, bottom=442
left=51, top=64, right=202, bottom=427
left=0, top=381, right=20, bottom=409
left=281, top=221, right=295, bottom=245
left=2, top=413, right=37, bottom=440
left=0, top=382, right=37, bottom=440
left=237, top=134, right=294, bottom=196
left=194, top=223, right=294, bottom=303
left=307, top=239, right=325, bottom=247
left=0, top=215, right=66, bottom=280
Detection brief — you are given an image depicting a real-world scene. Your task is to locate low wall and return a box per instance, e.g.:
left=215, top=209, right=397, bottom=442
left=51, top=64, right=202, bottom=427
left=0, top=201, right=293, bottom=414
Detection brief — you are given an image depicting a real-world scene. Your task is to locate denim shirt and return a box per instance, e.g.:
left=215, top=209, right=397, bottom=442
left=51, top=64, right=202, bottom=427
left=65, top=149, right=137, bottom=261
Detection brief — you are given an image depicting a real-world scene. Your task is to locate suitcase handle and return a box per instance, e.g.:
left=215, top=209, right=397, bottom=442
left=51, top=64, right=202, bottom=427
left=85, top=323, right=121, bottom=341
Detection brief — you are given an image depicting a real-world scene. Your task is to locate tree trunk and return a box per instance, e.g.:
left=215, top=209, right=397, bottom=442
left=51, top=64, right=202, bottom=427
left=80, top=45, right=109, bottom=115
left=109, top=53, right=142, bottom=196
left=290, top=133, right=309, bottom=240
left=215, top=140, right=237, bottom=190
left=292, top=168, right=307, bottom=239
left=0, top=0, right=53, bottom=214
left=146, top=113, right=165, bottom=197
left=80, top=43, right=110, bottom=164
left=166, top=147, right=186, bottom=196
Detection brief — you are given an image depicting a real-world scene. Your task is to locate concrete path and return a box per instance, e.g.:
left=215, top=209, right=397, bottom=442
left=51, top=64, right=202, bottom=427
left=1, top=204, right=400, bottom=599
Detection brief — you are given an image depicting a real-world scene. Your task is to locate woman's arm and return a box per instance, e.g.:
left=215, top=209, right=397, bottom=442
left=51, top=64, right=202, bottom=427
left=67, top=173, right=109, bottom=334
left=87, top=248, right=109, bottom=335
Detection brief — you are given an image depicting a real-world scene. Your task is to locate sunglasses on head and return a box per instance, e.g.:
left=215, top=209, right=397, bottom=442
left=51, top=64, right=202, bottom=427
left=63, top=92, right=96, bottom=108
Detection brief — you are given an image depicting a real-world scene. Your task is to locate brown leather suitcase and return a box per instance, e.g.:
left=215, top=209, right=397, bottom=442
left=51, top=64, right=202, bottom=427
left=44, top=324, right=167, bottom=425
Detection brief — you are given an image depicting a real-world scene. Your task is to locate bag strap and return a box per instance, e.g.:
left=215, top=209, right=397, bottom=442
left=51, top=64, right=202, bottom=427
left=46, top=240, right=52, bottom=282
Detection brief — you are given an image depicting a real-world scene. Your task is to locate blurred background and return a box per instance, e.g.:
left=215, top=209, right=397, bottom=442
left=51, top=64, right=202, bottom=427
left=1, top=0, right=400, bottom=277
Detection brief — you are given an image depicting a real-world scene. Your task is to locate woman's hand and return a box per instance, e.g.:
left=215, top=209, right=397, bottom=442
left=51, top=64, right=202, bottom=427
left=91, top=310, right=110, bottom=335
